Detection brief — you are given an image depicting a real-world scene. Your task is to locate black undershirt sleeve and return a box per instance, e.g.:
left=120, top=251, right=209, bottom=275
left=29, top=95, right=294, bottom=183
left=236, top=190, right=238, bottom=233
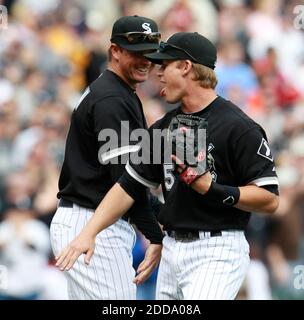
left=260, top=184, right=279, bottom=195
left=129, top=195, right=164, bottom=244
left=118, top=170, right=147, bottom=201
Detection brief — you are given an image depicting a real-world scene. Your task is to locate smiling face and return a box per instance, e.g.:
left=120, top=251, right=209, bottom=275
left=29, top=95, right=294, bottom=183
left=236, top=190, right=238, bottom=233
left=110, top=44, right=154, bottom=89
left=157, top=60, right=188, bottom=104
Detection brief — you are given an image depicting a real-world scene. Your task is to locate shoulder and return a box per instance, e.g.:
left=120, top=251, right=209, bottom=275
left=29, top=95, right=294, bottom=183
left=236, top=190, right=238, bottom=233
left=215, top=96, right=264, bottom=135
left=89, top=70, right=130, bottom=103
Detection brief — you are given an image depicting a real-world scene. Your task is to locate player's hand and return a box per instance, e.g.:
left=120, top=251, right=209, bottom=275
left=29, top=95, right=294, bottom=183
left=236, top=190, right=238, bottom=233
left=172, top=154, right=212, bottom=194
left=55, top=233, right=96, bottom=271
left=133, top=243, right=162, bottom=285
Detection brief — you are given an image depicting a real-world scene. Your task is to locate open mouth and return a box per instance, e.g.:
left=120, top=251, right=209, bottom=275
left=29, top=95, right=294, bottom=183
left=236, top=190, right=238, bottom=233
left=160, top=87, right=166, bottom=97
left=136, top=67, right=149, bottom=74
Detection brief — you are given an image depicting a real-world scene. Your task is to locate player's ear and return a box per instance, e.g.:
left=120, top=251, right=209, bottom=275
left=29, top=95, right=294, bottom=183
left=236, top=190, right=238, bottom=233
left=110, top=43, right=122, bottom=61
left=181, top=60, right=193, bottom=76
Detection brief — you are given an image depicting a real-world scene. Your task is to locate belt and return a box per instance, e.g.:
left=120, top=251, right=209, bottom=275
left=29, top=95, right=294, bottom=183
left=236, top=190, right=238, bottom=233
left=58, top=198, right=73, bottom=208
left=166, top=229, right=222, bottom=241
left=58, top=198, right=130, bottom=222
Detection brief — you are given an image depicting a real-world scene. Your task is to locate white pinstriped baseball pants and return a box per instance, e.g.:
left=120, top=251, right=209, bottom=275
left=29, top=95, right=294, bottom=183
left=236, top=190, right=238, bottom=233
left=50, top=204, right=137, bottom=300
left=156, top=230, right=250, bottom=300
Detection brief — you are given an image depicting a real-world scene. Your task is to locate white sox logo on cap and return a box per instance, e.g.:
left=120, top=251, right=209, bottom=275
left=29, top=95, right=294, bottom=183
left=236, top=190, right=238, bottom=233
left=142, top=22, right=152, bottom=34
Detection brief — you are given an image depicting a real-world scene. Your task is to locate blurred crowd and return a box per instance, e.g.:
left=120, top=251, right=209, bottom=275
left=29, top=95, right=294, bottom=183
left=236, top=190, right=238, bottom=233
left=0, top=0, right=303, bottom=300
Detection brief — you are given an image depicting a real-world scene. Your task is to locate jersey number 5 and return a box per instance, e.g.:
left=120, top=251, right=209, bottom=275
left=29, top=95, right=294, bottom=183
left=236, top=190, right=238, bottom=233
left=164, top=163, right=175, bottom=191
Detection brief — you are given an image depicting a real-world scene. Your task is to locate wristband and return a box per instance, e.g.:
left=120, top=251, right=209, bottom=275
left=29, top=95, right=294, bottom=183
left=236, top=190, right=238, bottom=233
left=204, top=181, right=240, bottom=206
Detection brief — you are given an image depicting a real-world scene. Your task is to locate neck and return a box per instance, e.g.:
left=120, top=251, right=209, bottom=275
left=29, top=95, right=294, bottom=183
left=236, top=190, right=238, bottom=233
left=181, top=86, right=217, bottom=114
left=108, top=64, right=137, bottom=90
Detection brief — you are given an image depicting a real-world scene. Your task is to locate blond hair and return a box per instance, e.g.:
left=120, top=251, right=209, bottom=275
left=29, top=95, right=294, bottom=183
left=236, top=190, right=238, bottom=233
left=191, top=63, right=218, bottom=89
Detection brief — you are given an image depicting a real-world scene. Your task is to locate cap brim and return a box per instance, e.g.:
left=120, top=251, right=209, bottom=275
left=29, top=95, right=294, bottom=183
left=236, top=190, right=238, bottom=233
left=144, top=52, right=177, bottom=64
left=117, top=42, right=159, bottom=52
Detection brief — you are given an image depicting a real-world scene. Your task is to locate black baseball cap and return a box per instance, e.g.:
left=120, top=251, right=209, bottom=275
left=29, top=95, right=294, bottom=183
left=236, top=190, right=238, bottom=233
left=144, top=32, right=217, bottom=69
left=111, top=15, right=160, bottom=52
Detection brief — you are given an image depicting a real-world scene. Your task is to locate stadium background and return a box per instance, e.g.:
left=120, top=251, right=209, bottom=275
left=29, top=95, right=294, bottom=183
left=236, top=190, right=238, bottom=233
left=0, top=0, right=303, bottom=300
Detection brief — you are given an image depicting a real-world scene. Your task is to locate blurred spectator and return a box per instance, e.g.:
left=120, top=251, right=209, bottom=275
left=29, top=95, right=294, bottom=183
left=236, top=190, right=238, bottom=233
left=0, top=205, right=68, bottom=299
left=251, top=47, right=300, bottom=111
left=216, top=38, right=258, bottom=110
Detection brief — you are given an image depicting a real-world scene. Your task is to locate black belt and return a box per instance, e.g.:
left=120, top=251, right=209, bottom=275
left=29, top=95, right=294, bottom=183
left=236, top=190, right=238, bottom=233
left=58, top=198, right=130, bottom=222
left=58, top=198, right=73, bottom=208
left=166, top=230, right=222, bottom=241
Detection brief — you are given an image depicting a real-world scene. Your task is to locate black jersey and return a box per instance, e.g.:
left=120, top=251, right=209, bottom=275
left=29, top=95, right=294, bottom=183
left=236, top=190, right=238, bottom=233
left=58, top=69, right=147, bottom=208
left=58, top=69, right=164, bottom=243
left=126, top=96, right=279, bottom=231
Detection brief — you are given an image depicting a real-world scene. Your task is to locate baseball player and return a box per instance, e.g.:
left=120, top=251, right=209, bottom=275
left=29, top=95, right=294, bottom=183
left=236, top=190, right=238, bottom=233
left=55, top=32, right=280, bottom=300
left=50, top=15, right=164, bottom=300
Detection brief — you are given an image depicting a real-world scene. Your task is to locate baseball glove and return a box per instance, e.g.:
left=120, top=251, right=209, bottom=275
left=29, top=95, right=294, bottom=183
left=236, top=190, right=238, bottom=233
left=167, top=114, right=209, bottom=185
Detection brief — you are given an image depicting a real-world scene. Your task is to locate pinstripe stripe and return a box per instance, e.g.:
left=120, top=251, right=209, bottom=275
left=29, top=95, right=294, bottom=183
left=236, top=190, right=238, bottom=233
left=62, top=206, right=68, bottom=226
left=206, top=236, right=223, bottom=299
left=93, top=239, right=110, bottom=298
left=191, top=236, right=202, bottom=298
left=212, top=234, right=227, bottom=299
left=233, top=231, right=242, bottom=299
left=75, top=206, right=88, bottom=299
left=236, top=233, right=246, bottom=299
left=176, top=241, right=185, bottom=300
left=177, top=241, right=185, bottom=299
left=104, top=227, right=125, bottom=298
left=188, top=240, right=196, bottom=276
left=73, top=206, right=87, bottom=299
left=83, top=209, right=96, bottom=298
left=175, top=241, right=182, bottom=276
left=118, top=221, right=134, bottom=299
left=63, top=208, right=80, bottom=299
left=156, top=237, right=168, bottom=299
left=222, top=233, right=235, bottom=299
left=191, top=237, right=202, bottom=299
left=192, top=235, right=205, bottom=299
left=99, top=220, right=136, bottom=299
left=164, top=240, right=172, bottom=298
left=221, top=231, right=236, bottom=300
left=101, top=228, right=118, bottom=299
left=229, top=231, right=242, bottom=299
left=63, top=208, right=81, bottom=299
left=184, top=240, right=195, bottom=298
left=161, top=238, right=170, bottom=299
left=173, top=240, right=180, bottom=299
left=235, top=231, right=245, bottom=298
left=171, top=239, right=178, bottom=299
left=95, top=221, right=116, bottom=299
left=87, top=219, right=103, bottom=299
left=112, top=222, right=129, bottom=299
left=198, top=235, right=218, bottom=298
left=238, top=233, right=247, bottom=298
left=157, top=236, right=178, bottom=300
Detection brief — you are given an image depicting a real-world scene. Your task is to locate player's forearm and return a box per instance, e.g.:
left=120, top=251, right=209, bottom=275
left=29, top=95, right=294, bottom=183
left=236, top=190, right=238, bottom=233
left=81, top=183, right=135, bottom=237
left=193, top=175, right=279, bottom=214
left=235, top=185, right=279, bottom=214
